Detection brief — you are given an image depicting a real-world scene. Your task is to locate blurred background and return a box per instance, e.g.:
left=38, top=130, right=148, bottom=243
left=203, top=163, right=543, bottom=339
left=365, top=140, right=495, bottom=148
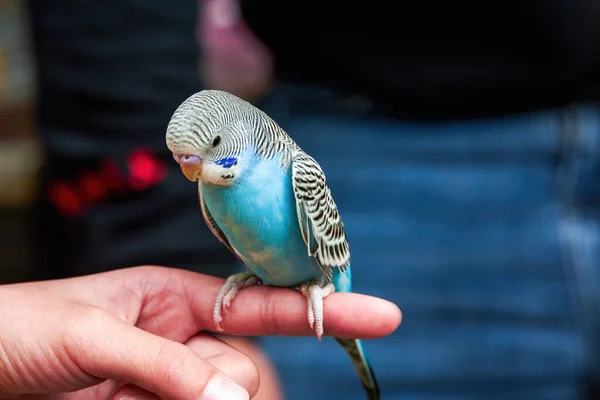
left=0, top=0, right=39, bottom=284
left=1, top=0, right=600, bottom=399
left=0, top=0, right=272, bottom=284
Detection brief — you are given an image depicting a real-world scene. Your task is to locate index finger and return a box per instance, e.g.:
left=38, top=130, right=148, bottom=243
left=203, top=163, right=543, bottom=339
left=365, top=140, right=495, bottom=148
left=183, top=272, right=402, bottom=339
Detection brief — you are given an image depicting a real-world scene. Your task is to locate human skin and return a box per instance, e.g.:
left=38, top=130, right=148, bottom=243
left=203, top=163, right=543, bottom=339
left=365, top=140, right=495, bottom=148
left=0, top=266, right=401, bottom=399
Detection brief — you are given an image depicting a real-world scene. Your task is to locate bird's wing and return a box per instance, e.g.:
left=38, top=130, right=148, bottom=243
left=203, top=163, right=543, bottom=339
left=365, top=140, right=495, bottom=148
left=198, top=182, right=246, bottom=263
left=291, top=151, right=350, bottom=282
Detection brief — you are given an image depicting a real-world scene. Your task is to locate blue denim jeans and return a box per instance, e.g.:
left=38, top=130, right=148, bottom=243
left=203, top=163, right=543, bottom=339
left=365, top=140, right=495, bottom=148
left=256, top=84, right=600, bottom=400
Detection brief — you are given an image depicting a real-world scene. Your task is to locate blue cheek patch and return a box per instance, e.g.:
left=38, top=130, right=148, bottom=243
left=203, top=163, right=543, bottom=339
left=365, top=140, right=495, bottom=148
left=215, top=157, right=238, bottom=168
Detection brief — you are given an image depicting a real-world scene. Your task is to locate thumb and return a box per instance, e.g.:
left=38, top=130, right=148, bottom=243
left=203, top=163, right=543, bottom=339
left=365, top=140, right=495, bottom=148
left=67, top=308, right=249, bottom=400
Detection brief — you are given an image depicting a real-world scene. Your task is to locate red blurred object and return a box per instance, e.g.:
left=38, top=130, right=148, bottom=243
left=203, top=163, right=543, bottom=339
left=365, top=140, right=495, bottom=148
left=79, top=172, right=107, bottom=204
left=47, top=148, right=168, bottom=216
left=97, top=159, right=128, bottom=194
left=48, top=181, right=85, bottom=217
left=127, top=147, right=167, bottom=191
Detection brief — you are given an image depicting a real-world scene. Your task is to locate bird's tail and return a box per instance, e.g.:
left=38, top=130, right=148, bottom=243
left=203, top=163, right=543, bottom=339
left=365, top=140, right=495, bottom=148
left=335, top=337, right=380, bottom=400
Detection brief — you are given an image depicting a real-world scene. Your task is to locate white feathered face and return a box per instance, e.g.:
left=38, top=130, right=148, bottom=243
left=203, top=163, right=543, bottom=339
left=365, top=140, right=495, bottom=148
left=166, top=90, right=259, bottom=186
left=167, top=111, right=249, bottom=186
left=167, top=127, right=251, bottom=187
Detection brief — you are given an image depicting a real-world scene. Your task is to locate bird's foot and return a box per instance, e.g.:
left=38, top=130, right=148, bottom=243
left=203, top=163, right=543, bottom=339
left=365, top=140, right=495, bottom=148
left=214, top=271, right=261, bottom=331
left=299, top=281, right=335, bottom=341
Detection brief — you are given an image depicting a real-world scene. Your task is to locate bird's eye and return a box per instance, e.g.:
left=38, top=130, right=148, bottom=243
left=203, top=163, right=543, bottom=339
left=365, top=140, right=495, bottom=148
left=212, top=135, right=221, bottom=147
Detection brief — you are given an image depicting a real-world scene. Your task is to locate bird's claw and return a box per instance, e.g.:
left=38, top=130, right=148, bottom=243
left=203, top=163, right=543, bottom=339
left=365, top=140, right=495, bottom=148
left=213, top=271, right=261, bottom=331
left=299, top=281, right=335, bottom=341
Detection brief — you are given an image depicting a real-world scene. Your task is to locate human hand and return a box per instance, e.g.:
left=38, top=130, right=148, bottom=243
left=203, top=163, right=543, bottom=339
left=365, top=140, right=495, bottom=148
left=0, top=266, right=401, bottom=399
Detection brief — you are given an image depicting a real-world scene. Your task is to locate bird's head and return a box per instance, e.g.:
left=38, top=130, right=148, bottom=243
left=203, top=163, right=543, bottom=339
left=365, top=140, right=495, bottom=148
left=166, top=90, right=254, bottom=186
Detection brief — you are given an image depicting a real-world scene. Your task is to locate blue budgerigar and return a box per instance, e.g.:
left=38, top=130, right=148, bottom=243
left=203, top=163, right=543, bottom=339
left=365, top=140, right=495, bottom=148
left=166, top=90, right=379, bottom=399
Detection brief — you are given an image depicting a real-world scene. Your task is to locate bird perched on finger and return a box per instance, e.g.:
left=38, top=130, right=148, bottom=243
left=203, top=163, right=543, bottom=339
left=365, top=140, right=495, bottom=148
left=166, top=89, right=380, bottom=400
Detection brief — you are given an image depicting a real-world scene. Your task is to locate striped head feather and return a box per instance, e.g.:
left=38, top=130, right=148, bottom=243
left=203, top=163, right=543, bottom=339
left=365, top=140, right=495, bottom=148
left=166, top=90, right=294, bottom=186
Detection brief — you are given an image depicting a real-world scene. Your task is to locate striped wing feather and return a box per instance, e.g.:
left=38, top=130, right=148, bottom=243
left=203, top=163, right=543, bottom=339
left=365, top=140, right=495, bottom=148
left=291, top=151, right=350, bottom=281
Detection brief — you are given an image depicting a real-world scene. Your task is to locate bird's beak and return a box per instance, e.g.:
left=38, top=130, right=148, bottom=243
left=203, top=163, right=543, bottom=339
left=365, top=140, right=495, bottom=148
left=180, top=163, right=203, bottom=182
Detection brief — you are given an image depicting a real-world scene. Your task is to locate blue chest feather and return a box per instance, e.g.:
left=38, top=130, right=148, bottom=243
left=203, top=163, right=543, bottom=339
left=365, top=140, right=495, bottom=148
left=201, top=154, right=324, bottom=287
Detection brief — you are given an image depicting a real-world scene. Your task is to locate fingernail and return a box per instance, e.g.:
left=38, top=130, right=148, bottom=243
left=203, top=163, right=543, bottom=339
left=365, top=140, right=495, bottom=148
left=201, top=373, right=249, bottom=400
